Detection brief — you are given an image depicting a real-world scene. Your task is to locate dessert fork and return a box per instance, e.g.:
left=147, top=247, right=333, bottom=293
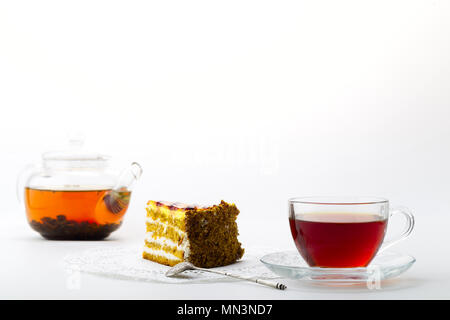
left=166, top=262, right=287, bottom=290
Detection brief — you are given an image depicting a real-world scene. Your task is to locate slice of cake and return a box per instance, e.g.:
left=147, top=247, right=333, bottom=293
left=143, top=200, right=244, bottom=268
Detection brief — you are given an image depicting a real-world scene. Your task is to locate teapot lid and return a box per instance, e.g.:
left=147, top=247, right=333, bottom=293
left=42, top=134, right=110, bottom=163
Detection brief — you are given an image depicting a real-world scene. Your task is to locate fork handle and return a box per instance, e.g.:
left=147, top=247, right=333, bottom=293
left=253, top=278, right=287, bottom=290
left=196, top=268, right=287, bottom=290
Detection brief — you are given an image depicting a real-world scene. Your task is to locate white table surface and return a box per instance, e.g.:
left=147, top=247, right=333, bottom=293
left=1, top=213, right=447, bottom=300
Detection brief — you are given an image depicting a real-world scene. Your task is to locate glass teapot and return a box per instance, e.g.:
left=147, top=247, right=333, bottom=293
left=17, top=136, right=143, bottom=240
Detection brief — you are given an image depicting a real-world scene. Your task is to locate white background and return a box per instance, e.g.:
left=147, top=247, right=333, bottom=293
left=1, top=0, right=450, bottom=299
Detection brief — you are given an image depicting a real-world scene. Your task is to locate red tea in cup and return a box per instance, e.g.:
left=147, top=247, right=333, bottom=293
left=289, top=197, right=414, bottom=268
left=289, top=213, right=387, bottom=268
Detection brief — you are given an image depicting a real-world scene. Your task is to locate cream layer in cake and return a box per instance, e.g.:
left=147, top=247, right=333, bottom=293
left=144, top=217, right=190, bottom=265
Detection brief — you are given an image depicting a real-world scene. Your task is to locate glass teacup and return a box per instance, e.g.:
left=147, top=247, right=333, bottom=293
left=288, top=197, right=414, bottom=268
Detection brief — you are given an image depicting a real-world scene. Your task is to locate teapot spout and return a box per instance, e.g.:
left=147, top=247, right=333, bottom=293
left=114, top=162, right=143, bottom=192
left=99, top=162, right=142, bottom=216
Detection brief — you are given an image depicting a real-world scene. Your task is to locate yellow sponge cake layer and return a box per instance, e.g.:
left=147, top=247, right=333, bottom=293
left=144, top=201, right=189, bottom=266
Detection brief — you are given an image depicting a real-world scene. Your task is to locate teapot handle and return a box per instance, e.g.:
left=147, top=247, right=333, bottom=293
left=114, top=162, right=143, bottom=191
left=16, top=164, right=40, bottom=204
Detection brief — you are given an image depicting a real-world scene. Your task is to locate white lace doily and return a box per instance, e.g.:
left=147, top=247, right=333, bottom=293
left=62, top=245, right=280, bottom=284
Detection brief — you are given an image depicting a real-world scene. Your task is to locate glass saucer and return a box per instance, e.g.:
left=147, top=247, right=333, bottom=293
left=260, top=251, right=415, bottom=284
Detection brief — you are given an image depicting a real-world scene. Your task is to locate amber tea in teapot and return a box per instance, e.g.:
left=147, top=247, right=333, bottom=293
left=25, top=187, right=131, bottom=240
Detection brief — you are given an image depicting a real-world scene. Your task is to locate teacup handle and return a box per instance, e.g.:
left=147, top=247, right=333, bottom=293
left=378, top=206, right=415, bottom=253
